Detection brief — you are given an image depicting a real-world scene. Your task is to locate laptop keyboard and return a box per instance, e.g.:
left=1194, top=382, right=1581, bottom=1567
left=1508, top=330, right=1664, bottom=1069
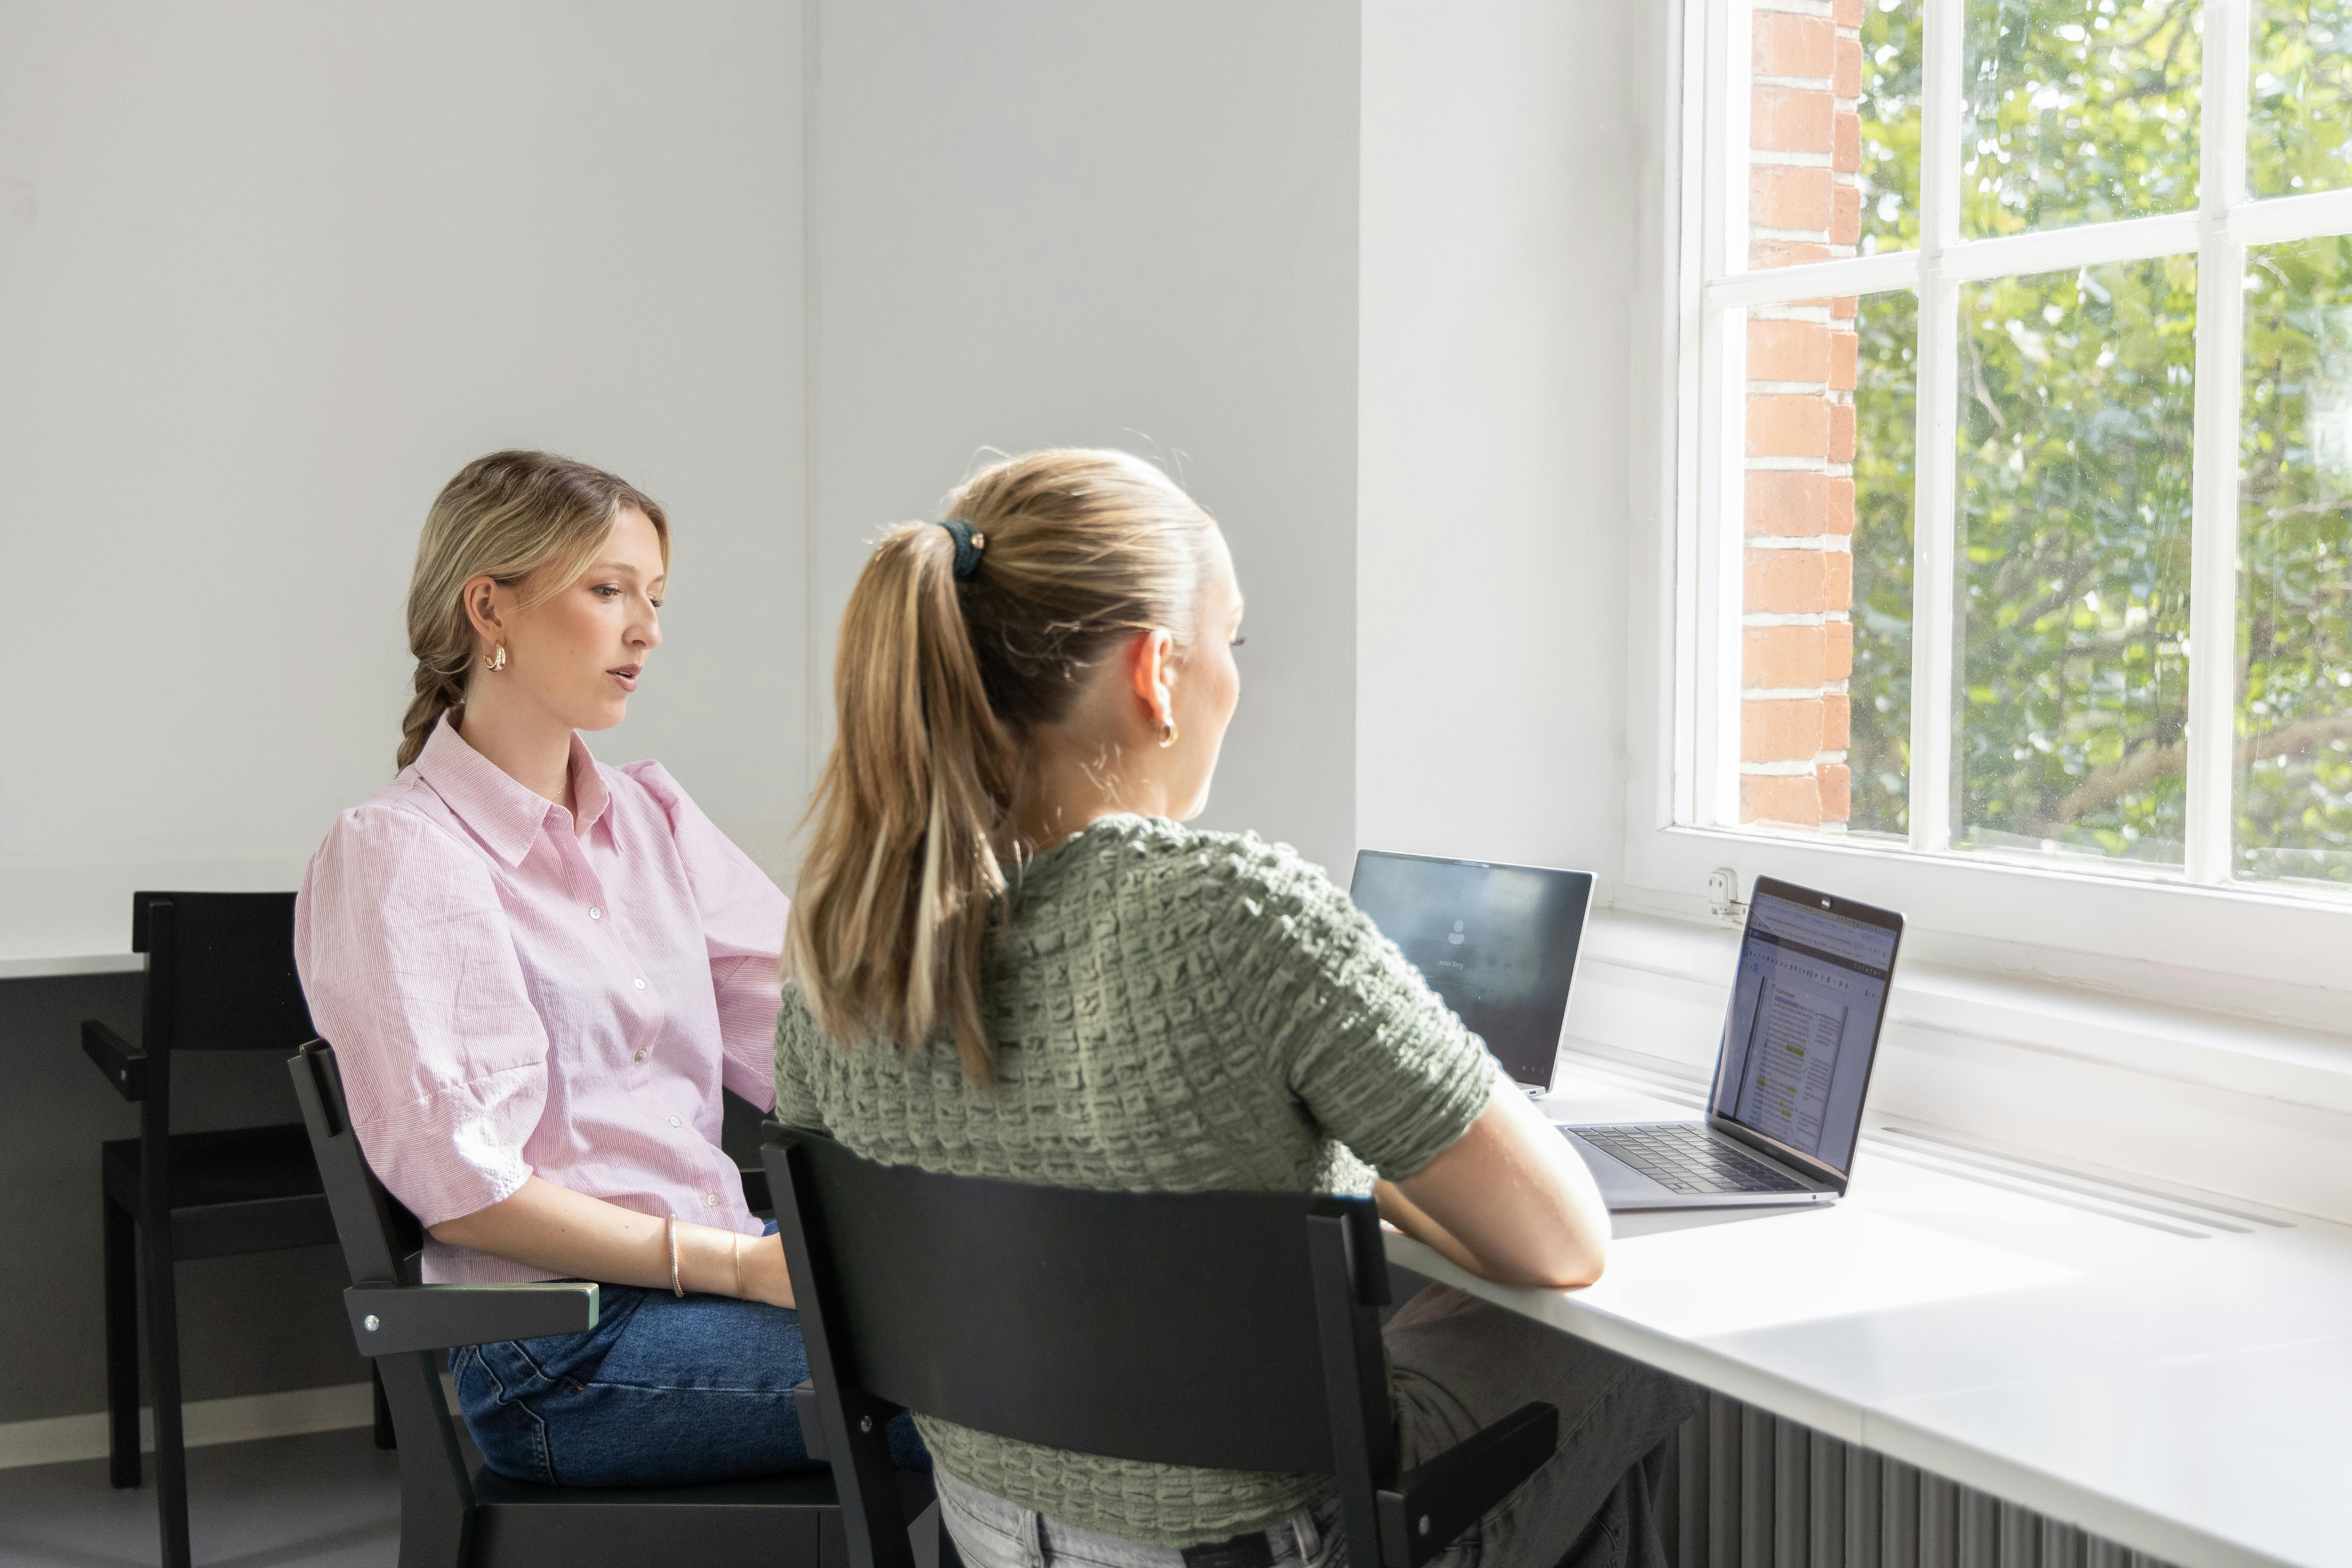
left=1575, top=1124, right=1812, bottom=1196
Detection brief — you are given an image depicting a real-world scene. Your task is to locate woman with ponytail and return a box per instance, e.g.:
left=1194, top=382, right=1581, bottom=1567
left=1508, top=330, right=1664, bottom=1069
left=777, top=449, right=1697, bottom=1568
left=293, top=450, right=922, bottom=1486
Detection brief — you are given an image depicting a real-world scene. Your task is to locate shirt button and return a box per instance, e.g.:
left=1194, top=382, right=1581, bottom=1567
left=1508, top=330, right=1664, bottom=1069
left=668, top=1115, right=680, bottom=1128
left=589, top=906, right=603, bottom=920
left=705, top=1192, right=719, bottom=1207
left=633, top=1048, right=647, bottom=1063
left=634, top=978, right=646, bottom=990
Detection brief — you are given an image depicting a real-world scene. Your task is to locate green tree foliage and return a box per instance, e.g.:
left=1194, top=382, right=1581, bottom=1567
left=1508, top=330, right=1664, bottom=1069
left=2239, top=236, right=2352, bottom=883
left=1961, top=0, right=2200, bottom=233
left=1850, top=293, right=1918, bottom=838
left=2250, top=0, right=2352, bottom=198
left=1835, top=0, right=2352, bottom=883
left=1847, top=1, right=1926, bottom=838
left=1955, top=257, right=2196, bottom=861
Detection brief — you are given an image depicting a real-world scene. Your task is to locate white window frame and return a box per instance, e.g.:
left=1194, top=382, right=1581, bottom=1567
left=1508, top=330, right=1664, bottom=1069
left=1626, top=0, right=2352, bottom=1007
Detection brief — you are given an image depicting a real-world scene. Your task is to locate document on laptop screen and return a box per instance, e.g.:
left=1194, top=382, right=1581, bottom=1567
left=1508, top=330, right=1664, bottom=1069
left=1712, top=891, right=1897, bottom=1170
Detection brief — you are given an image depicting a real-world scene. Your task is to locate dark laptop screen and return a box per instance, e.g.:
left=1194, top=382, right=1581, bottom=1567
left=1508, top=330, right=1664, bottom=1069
left=1348, top=852, right=1594, bottom=1090
left=1709, top=882, right=1900, bottom=1177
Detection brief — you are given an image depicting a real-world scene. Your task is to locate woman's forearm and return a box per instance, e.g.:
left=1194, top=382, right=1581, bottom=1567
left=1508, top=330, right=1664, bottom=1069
left=1393, top=1090, right=1611, bottom=1290
left=1373, top=1179, right=1486, bottom=1277
left=428, top=1176, right=794, bottom=1307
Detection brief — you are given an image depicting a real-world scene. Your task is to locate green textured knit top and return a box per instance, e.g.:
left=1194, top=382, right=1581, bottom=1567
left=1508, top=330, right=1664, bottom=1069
left=771, top=814, right=1500, bottom=1545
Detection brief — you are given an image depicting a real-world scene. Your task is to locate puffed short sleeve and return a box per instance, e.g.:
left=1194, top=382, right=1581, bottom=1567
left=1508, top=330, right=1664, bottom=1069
left=1205, top=838, right=1502, bottom=1182
left=293, top=806, right=551, bottom=1226
left=620, top=761, right=789, bottom=1112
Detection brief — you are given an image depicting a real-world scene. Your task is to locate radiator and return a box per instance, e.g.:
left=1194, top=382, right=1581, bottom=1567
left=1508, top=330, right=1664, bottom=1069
left=1659, top=1394, right=2176, bottom=1568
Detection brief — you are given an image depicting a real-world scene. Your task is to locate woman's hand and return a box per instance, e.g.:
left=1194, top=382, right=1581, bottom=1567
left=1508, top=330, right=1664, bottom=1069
left=429, top=1175, right=794, bottom=1306
left=735, top=1232, right=796, bottom=1309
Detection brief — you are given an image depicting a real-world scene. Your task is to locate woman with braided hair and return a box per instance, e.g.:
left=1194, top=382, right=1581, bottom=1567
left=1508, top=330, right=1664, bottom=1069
left=294, top=449, right=924, bottom=1486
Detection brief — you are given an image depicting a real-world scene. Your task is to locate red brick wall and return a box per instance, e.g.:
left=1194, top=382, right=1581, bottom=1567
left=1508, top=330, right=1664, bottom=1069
left=1740, top=0, right=1860, bottom=830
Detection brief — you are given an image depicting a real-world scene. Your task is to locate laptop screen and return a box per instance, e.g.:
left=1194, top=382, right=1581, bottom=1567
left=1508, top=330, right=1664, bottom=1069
left=1709, top=879, right=1902, bottom=1178
left=1348, top=852, right=1594, bottom=1091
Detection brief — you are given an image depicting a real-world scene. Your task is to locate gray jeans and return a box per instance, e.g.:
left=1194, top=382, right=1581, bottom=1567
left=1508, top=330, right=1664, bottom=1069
left=935, top=1283, right=1701, bottom=1568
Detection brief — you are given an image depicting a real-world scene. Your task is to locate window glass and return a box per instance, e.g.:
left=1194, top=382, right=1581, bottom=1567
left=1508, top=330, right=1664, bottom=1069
left=1849, top=289, right=1919, bottom=838
left=2237, top=236, right=2352, bottom=886
left=2249, top=1, right=2352, bottom=200
left=1961, top=0, right=2201, bottom=238
left=1955, top=259, right=2197, bottom=863
left=1736, top=298, right=1862, bottom=828
left=1858, top=0, right=1924, bottom=254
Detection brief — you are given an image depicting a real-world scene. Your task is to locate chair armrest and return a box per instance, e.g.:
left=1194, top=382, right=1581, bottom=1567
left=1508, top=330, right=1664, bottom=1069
left=345, top=1282, right=598, bottom=1357
left=82, top=1020, right=147, bottom=1101
left=739, top=1164, right=772, bottom=1215
left=794, top=1379, right=828, bottom=1461
left=1376, top=1401, right=1558, bottom=1568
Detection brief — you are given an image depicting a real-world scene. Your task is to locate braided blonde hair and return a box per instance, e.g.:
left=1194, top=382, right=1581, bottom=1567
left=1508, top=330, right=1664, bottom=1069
left=398, top=450, right=669, bottom=769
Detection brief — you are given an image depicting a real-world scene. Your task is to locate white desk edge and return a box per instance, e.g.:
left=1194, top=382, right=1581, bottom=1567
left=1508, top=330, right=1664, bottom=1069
left=1380, top=1231, right=2308, bottom=1568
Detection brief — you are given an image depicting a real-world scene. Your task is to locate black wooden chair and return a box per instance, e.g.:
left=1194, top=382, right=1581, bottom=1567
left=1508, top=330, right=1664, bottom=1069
left=290, top=1041, right=938, bottom=1568
left=80, top=891, right=389, bottom=1568
left=765, top=1127, right=1562, bottom=1568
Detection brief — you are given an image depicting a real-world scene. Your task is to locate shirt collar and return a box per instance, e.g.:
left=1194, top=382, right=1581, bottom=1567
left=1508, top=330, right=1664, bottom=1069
left=414, top=711, right=613, bottom=867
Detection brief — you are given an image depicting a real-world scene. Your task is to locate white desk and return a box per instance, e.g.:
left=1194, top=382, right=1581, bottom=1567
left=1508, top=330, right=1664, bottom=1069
left=1386, top=1055, right=2352, bottom=1568
left=0, top=859, right=307, bottom=980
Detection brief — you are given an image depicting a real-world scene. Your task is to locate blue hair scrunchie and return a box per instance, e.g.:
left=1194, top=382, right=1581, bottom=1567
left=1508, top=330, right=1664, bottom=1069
left=937, top=518, right=986, bottom=581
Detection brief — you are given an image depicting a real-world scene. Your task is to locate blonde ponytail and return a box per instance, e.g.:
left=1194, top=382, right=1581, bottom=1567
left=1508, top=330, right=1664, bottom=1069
left=397, top=450, right=669, bottom=770
left=790, top=449, right=1217, bottom=1083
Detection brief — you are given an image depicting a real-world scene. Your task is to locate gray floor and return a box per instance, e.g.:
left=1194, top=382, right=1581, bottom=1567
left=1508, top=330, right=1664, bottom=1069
left=0, top=1429, right=399, bottom=1568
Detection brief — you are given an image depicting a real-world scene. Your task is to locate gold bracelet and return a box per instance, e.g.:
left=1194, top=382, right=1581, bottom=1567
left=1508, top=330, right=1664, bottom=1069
left=666, top=1215, right=683, bottom=1298
left=731, top=1231, right=745, bottom=1299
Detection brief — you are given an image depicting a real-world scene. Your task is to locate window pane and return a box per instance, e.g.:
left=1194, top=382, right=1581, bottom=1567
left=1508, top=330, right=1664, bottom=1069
left=1735, top=290, right=1917, bottom=834
left=1961, top=0, right=2200, bottom=239
left=1736, top=298, right=1866, bottom=829
left=1748, top=1, right=1899, bottom=268
left=1955, top=259, right=2197, bottom=864
left=2237, top=236, right=2352, bottom=887
left=1850, top=289, right=1919, bottom=837
left=2249, top=1, right=2352, bottom=200
left=1859, top=0, right=1924, bottom=254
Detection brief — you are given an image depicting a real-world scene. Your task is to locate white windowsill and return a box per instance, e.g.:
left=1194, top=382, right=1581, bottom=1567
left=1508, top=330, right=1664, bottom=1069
left=1566, top=906, right=2352, bottom=1227
left=1618, top=821, right=2352, bottom=1030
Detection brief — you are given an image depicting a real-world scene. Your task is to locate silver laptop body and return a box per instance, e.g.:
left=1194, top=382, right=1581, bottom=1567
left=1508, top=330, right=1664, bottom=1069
left=1561, top=877, right=1904, bottom=1212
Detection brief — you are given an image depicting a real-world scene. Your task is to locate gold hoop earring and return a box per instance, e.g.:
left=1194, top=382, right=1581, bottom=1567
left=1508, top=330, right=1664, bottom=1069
left=1158, top=717, right=1178, bottom=748
left=486, top=645, right=507, bottom=673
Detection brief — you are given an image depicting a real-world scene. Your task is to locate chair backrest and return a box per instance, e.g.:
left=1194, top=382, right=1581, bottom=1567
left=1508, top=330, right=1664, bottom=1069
left=289, top=1042, right=426, bottom=1288
left=136, top=892, right=315, bottom=1055
left=768, top=1129, right=1398, bottom=1566
left=289, top=1043, right=475, bottom=1549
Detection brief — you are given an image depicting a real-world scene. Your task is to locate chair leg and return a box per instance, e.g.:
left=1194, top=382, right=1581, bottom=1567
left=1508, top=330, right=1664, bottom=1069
left=141, top=1217, right=192, bottom=1568
left=372, top=1362, right=396, bottom=1450
left=103, top=1195, right=141, bottom=1489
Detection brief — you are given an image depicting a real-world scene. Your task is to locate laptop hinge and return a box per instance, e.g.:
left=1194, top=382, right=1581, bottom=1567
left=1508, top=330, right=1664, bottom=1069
left=1708, top=1116, right=1842, bottom=1190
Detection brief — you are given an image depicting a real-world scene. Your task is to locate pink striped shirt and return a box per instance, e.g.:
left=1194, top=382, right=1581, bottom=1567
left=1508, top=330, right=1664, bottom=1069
left=293, top=712, right=786, bottom=1284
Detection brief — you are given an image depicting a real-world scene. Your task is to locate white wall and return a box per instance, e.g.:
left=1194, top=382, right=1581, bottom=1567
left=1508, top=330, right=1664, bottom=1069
left=803, top=0, right=1363, bottom=878
left=0, top=0, right=807, bottom=962
left=6, top=0, right=1647, bottom=935
left=1356, top=0, right=1647, bottom=885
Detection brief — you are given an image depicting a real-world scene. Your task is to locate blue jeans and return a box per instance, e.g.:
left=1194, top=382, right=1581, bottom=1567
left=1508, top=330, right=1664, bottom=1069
left=450, top=1225, right=930, bottom=1487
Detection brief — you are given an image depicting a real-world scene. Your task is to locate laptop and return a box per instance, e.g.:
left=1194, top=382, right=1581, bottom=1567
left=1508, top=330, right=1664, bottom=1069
left=1560, top=876, right=1904, bottom=1210
left=1349, top=851, right=1595, bottom=1095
